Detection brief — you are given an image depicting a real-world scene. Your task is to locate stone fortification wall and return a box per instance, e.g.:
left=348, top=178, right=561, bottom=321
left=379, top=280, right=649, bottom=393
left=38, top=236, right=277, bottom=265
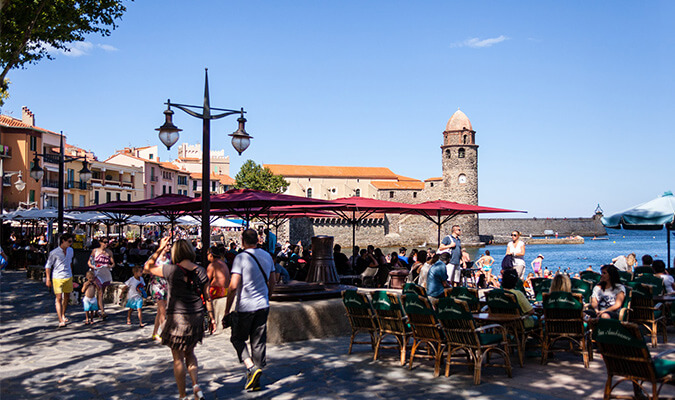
left=287, top=213, right=480, bottom=250
left=479, top=214, right=607, bottom=243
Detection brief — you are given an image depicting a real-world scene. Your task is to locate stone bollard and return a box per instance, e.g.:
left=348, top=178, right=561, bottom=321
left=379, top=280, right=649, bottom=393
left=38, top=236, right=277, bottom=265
left=104, top=282, right=128, bottom=306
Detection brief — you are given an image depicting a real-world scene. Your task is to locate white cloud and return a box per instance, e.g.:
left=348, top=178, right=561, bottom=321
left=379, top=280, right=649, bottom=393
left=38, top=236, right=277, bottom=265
left=451, top=35, right=508, bottom=48
left=97, top=44, right=119, bottom=52
left=36, top=41, right=118, bottom=57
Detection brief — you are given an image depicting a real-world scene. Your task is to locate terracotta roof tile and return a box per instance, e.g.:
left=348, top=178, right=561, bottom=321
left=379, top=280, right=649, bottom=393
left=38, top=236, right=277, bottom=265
left=370, top=180, right=425, bottom=190
left=425, top=177, right=442, bottom=182
left=265, top=164, right=399, bottom=179
left=190, top=172, right=226, bottom=181
left=0, top=115, right=60, bottom=135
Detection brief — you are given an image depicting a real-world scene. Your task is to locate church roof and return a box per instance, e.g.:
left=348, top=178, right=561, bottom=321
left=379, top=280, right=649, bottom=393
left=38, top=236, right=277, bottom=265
left=265, top=164, right=400, bottom=180
left=445, top=109, right=473, bottom=132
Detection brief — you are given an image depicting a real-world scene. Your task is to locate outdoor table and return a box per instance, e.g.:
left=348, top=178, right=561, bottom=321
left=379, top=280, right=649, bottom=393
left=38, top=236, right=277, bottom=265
left=653, top=295, right=675, bottom=303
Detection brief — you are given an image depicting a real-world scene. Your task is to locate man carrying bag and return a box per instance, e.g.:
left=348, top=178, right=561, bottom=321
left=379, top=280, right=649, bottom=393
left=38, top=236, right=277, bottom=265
left=224, top=229, right=278, bottom=392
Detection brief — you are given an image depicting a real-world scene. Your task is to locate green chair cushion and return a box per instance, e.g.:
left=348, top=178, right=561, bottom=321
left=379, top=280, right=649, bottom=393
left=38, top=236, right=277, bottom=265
left=653, top=358, right=675, bottom=378
left=479, top=333, right=503, bottom=345
left=655, top=310, right=662, bottom=319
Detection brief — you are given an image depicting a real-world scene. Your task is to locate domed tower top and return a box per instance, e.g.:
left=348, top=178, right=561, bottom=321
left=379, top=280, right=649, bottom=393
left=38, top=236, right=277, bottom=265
left=445, top=109, right=473, bottom=132
left=443, top=108, right=476, bottom=146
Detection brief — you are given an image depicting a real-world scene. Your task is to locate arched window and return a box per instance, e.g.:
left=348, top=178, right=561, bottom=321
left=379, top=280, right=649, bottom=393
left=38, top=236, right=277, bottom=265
left=389, top=191, right=394, bottom=198
left=463, top=135, right=468, bottom=144
left=458, top=148, right=465, bottom=158
left=445, top=149, right=451, bottom=159
left=355, top=188, right=361, bottom=197
left=458, top=174, right=467, bottom=184
left=306, top=188, right=313, bottom=198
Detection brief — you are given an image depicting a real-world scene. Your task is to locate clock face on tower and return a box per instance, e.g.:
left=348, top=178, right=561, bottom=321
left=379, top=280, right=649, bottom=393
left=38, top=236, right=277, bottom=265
left=458, top=174, right=467, bottom=184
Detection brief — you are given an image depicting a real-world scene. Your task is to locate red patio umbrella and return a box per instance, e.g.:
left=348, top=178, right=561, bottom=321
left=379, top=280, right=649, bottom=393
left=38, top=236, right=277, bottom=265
left=157, top=189, right=337, bottom=226
left=404, top=200, right=525, bottom=247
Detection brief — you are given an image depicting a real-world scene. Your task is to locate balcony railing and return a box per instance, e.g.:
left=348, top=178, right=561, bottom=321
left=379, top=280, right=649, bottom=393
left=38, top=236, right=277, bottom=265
left=150, top=176, right=158, bottom=182
left=42, top=154, right=60, bottom=164
left=122, top=181, right=133, bottom=187
left=42, top=179, right=60, bottom=188
left=66, top=180, right=90, bottom=190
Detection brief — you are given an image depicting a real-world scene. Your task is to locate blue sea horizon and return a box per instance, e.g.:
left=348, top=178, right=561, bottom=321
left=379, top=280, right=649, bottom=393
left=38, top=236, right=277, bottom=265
left=477, top=228, right=673, bottom=276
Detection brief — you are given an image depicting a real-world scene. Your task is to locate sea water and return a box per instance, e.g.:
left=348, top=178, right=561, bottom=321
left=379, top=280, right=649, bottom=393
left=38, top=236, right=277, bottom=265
left=476, top=228, right=673, bottom=277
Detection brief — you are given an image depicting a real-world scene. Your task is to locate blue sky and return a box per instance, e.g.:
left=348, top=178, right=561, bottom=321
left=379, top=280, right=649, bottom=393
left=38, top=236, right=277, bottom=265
left=3, top=1, right=674, bottom=218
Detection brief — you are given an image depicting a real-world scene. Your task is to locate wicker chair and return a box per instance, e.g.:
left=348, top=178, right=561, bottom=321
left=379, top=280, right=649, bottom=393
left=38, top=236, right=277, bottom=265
left=371, top=291, right=411, bottom=365
left=342, top=290, right=379, bottom=355
left=618, top=271, right=633, bottom=285
left=437, top=297, right=512, bottom=384
left=628, top=284, right=667, bottom=348
left=633, top=274, right=665, bottom=297
left=403, top=282, right=428, bottom=298
left=571, top=278, right=593, bottom=304
left=541, top=292, right=592, bottom=368
left=443, top=287, right=481, bottom=313
left=580, top=270, right=601, bottom=286
left=531, top=278, right=552, bottom=302
left=634, top=266, right=656, bottom=277
left=402, top=294, right=446, bottom=376
left=485, top=289, right=542, bottom=367
left=595, top=319, right=675, bottom=400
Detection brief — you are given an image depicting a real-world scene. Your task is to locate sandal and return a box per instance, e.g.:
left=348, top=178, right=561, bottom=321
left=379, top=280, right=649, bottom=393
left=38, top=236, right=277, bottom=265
left=193, top=385, right=205, bottom=400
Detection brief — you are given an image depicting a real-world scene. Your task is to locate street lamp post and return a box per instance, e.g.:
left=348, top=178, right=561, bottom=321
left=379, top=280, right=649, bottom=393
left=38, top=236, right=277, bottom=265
left=157, top=69, right=252, bottom=266
left=29, top=132, right=92, bottom=245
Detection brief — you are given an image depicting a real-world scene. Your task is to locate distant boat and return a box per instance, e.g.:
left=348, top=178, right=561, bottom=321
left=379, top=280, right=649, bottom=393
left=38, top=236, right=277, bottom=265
left=591, top=237, right=609, bottom=241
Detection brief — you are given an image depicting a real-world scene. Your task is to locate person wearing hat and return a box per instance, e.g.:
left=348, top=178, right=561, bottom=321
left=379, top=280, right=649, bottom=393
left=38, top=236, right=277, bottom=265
left=531, top=254, right=544, bottom=278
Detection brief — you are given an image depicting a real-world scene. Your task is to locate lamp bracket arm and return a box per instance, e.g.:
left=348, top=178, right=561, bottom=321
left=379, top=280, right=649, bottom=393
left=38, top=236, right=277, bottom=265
left=210, top=110, right=241, bottom=120
left=169, top=103, right=205, bottom=119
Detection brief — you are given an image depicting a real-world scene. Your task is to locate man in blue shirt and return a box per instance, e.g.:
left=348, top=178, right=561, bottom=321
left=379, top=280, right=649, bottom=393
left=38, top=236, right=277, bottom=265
left=426, top=253, right=450, bottom=307
left=439, top=225, right=462, bottom=287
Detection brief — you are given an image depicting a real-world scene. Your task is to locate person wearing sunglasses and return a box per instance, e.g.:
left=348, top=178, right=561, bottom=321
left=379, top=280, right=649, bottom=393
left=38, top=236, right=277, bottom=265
left=506, top=231, right=526, bottom=279
left=45, top=233, right=75, bottom=327
left=88, top=237, right=115, bottom=320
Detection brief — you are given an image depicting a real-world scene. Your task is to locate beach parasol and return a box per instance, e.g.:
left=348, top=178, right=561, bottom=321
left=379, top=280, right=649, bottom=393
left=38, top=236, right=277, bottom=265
left=602, top=191, right=675, bottom=268
left=404, top=200, right=525, bottom=247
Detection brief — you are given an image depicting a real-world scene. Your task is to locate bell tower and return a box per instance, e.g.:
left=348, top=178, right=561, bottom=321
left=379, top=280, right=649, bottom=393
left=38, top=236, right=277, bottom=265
left=440, top=109, right=479, bottom=240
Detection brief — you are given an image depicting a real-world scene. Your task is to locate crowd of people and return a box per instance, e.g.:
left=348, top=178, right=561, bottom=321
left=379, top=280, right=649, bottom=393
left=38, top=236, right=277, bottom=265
left=2, top=221, right=674, bottom=398
left=33, top=228, right=279, bottom=399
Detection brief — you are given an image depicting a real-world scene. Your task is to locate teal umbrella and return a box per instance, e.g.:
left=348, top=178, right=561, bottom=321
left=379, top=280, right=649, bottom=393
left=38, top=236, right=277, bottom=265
left=602, top=191, right=675, bottom=268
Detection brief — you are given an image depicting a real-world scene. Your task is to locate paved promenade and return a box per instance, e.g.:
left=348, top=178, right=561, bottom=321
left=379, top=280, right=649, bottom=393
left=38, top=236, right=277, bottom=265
left=3, top=269, right=675, bottom=399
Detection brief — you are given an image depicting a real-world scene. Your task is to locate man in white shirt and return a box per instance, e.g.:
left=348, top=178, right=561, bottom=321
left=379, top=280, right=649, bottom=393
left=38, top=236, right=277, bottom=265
left=225, top=229, right=278, bottom=392
left=45, top=234, right=75, bottom=327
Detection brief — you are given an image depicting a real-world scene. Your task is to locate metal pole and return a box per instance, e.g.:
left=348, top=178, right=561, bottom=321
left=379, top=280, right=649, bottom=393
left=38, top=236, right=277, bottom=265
left=201, top=70, right=211, bottom=267
left=57, top=132, right=65, bottom=241
left=437, top=211, right=442, bottom=248
left=668, top=224, right=671, bottom=270
left=0, top=157, right=4, bottom=247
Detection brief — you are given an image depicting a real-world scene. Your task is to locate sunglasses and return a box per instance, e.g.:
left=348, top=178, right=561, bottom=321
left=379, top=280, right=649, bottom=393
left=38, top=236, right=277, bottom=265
left=511, top=234, right=518, bottom=237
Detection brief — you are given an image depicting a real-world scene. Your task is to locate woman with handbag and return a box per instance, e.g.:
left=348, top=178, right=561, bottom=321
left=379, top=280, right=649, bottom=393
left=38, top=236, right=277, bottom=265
left=144, top=236, right=215, bottom=400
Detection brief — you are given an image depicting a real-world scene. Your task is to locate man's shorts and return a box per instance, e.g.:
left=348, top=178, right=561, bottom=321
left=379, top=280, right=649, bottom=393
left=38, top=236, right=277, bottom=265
left=53, top=277, right=73, bottom=294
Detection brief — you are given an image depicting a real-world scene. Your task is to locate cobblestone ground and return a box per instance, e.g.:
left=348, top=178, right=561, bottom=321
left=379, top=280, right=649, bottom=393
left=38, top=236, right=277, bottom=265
left=3, top=269, right=675, bottom=399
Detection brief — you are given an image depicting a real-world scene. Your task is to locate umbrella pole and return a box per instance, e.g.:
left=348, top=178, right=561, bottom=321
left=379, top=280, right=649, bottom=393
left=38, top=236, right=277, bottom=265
left=668, top=224, right=672, bottom=270
left=352, top=210, right=356, bottom=270
left=437, top=211, right=442, bottom=248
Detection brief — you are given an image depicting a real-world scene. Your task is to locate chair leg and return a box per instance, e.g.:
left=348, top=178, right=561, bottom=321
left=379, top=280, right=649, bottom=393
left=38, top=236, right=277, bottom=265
left=652, top=322, right=658, bottom=348
left=348, top=331, right=356, bottom=354
left=434, top=344, right=443, bottom=377
left=374, top=335, right=382, bottom=361
left=445, top=346, right=452, bottom=377
left=399, top=336, right=407, bottom=366
left=581, top=337, right=589, bottom=368
left=662, top=321, right=668, bottom=345
left=474, top=351, right=483, bottom=385
left=541, top=338, right=549, bottom=365
left=409, top=340, right=419, bottom=370
left=604, top=376, right=613, bottom=400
